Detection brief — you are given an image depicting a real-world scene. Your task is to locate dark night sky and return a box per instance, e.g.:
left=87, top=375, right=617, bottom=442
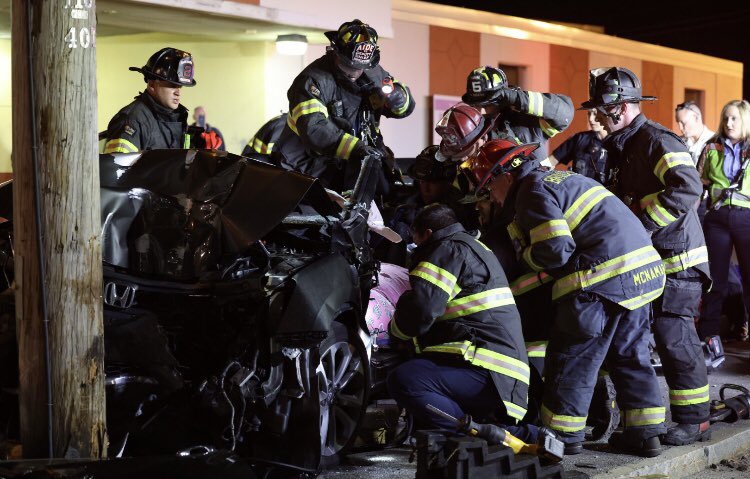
left=422, top=0, right=750, bottom=98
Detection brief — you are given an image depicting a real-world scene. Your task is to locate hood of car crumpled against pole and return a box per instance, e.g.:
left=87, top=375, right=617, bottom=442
left=99, top=149, right=339, bottom=277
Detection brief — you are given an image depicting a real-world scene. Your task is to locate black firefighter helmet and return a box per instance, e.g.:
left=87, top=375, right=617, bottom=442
left=130, top=47, right=197, bottom=87
left=325, top=19, right=380, bottom=70
left=580, top=67, right=655, bottom=110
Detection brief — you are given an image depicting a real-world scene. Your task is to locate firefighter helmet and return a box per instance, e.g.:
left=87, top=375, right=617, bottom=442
left=408, top=146, right=458, bottom=182
left=466, top=138, right=539, bottom=190
left=325, top=19, right=380, bottom=70
left=436, top=103, right=495, bottom=158
left=580, top=67, right=656, bottom=110
left=462, top=66, right=508, bottom=106
left=130, top=48, right=196, bottom=87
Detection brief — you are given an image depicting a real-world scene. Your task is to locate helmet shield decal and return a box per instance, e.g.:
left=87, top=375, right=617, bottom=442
left=177, top=56, right=194, bottom=85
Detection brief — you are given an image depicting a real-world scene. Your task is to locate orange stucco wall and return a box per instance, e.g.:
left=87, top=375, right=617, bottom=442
left=429, top=26, right=480, bottom=96
left=548, top=45, right=589, bottom=153
left=641, top=61, right=674, bottom=130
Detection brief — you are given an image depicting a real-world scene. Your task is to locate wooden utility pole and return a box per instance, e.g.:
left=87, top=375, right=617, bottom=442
left=11, top=0, right=106, bottom=458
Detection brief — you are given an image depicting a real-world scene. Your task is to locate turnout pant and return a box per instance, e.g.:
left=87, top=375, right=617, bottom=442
left=653, top=276, right=710, bottom=424
left=542, top=293, right=666, bottom=443
left=387, top=355, right=537, bottom=443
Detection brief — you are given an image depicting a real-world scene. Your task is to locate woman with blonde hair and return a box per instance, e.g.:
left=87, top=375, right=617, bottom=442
left=699, top=99, right=750, bottom=339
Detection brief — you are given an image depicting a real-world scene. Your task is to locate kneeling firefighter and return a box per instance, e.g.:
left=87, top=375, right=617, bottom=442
left=387, top=204, right=539, bottom=442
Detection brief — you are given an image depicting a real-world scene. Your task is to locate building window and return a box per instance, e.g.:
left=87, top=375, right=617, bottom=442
left=684, top=89, right=705, bottom=114
left=498, top=64, right=525, bottom=89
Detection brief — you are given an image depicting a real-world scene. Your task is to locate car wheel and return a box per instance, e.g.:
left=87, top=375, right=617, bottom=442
left=317, top=321, right=369, bottom=462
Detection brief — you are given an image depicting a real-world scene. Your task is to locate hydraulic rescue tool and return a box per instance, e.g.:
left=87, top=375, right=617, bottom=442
left=426, top=403, right=564, bottom=462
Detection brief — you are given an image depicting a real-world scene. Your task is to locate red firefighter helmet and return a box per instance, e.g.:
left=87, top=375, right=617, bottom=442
left=436, top=103, right=495, bottom=158
left=466, top=138, right=539, bottom=190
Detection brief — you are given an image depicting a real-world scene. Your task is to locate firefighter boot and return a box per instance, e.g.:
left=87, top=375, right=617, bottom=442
left=661, top=421, right=711, bottom=446
left=586, top=375, right=620, bottom=441
left=608, top=432, right=661, bottom=457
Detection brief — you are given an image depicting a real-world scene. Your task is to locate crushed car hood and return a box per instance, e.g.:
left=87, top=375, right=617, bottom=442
left=100, top=149, right=339, bottom=279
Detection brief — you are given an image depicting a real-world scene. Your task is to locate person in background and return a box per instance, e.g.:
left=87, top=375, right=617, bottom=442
left=104, top=47, right=196, bottom=153
left=698, top=99, right=750, bottom=341
left=190, top=106, right=225, bottom=151
left=242, top=113, right=288, bottom=163
left=676, top=101, right=714, bottom=166
left=548, top=109, right=613, bottom=186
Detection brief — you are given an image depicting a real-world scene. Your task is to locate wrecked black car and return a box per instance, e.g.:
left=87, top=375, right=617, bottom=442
left=0, top=149, right=404, bottom=472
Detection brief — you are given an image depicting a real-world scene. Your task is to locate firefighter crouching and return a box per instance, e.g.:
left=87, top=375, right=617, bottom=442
left=273, top=19, right=415, bottom=192
left=586, top=67, right=712, bottom=446
left=386, top=204, right=540, bottom=443
left=470, top=138, right=667, bottom=456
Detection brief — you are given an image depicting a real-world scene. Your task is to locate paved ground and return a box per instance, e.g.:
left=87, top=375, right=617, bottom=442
left=320, top=341, right=750, bottom=479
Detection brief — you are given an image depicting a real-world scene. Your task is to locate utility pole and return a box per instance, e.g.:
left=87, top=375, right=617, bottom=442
left=11, top=0, right=106, bottom=458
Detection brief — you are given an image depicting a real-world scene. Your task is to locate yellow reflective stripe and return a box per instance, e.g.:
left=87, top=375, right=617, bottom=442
left=552, top=245, right=662, bottom=299
left=504, top=401, right=527, bottom=421
left=527, top=91, right=544, bottom=116
left=475, top=239, right=492, bottom=252
left=507, top=221, right=526, bottom=249
left=623, top=407, right=665, bottom=427
left=287, top=98, right=328, bottom=135
left=286, top=113, right=299, bottom=135
left=564, top=185, right=613, bottom=231
left=663, top=246, right=709, bottom=274
left=183, top=134, right=191, bottom=149
left=252, top=137, right=274, bottom=155
left=410, top=262, right=458, bottom=296
left=440, top=287, right=515, bottom=320
left=389, top=317, right=412, bottom=341
left=526, top=341, right=547, bottom=358
left=103, top=138, right=138, bottom=154
left=641, top=192, right=677, bottom=227
left=654, top=152, right=694, bottom=184
left=510, top=271, right=552, bottom=296
left=522, top=246, right=545, bottom=272
left=539, top=118, right=559, bottom=137
left=541, top=405, right=586, bottom=433
left=335, top=133, right=360, bottom=160
left=392, top=89, right=410, bottom=115
left=669, top=384, right=709, bottom=406
left=617, top=287, right=664, bottom=310
left=421, top=340, right=530, bottom=384
left=530, top=219, right=572, bottom=244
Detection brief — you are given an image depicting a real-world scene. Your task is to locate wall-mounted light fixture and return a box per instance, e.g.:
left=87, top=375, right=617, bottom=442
left=275, top=34, right=308, bottom=56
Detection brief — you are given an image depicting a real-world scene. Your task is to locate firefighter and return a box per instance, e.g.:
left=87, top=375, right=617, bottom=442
left=241, top=113, right=287, bottom=163
left=273, top=19, right=415, bottom=191
left=437, top=66, right=573, bottom=162
left=469, top=138, right=667, bottom=456
left=386, top=203, right=536, bottom=442
left=104, top=48, right=217, bottom=153
left=390, top=146, right=479, bottom=244
left=584, top=67, right=712, bottom=446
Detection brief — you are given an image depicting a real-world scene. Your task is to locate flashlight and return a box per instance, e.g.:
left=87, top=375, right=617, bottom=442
left=381, top=76, right=394, bottom=95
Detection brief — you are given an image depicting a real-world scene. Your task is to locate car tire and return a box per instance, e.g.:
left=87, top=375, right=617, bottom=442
left=316, top=320, right=370, bottom=465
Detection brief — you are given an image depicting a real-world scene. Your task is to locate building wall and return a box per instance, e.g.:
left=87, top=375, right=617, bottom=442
left=379, top=20, right=430, bottom=156
left=0, top=39, right=11, bottom=180
left=548, top=45, right=589, bottom=153
left=479, top=35, right=550, bottom=92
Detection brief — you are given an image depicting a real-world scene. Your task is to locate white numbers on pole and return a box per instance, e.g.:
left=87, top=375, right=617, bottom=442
left=66, top=27, right=93, bottom=49
left=64, top=0, right=95, bottom=48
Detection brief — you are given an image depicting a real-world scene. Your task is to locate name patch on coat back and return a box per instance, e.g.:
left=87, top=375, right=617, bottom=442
left=543, top=171, right=574, bottom=184
left=633, top=264, right=665, bottom=286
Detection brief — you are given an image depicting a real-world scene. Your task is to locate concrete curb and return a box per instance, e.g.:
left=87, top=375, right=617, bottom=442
left=591, top=422, right=750, bottom=479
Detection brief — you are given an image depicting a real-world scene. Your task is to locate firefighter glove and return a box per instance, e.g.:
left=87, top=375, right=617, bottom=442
left=385, top=84, right=408, bottom=112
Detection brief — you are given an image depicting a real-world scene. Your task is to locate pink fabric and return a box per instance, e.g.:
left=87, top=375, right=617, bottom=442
left=365, top=263, right=411, bottom=346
